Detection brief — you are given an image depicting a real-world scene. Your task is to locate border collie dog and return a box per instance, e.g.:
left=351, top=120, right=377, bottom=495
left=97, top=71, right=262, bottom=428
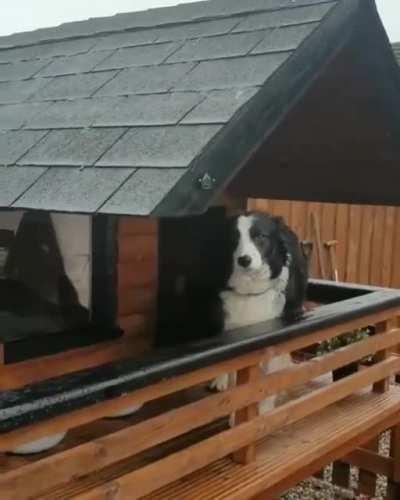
left=209, top=212, right=308, bottom=409
left=157, top=211, right=308, bottom=411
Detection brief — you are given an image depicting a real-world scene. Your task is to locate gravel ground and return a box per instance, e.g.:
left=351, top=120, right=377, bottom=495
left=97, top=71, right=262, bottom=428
left=282, top=432, right=391, bottom=499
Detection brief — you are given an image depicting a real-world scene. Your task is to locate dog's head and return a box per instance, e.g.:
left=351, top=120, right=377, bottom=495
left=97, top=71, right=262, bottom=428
left=227, top=212, right=291, bottom=295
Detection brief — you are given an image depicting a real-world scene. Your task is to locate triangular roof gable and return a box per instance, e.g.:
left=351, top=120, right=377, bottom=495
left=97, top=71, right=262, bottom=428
left=0, top=0, right=396, bottom=216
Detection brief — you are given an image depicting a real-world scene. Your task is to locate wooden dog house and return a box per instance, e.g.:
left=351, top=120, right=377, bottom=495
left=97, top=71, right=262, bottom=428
left=0, top=0, right=400, bottom=497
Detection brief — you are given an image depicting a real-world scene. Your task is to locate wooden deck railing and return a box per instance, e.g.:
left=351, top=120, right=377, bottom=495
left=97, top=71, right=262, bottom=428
left=0, top=304, right=399, bottom=499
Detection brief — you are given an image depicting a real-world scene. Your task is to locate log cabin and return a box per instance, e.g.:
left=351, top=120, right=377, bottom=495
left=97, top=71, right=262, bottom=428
left=0, top=0, right=400, bottom=497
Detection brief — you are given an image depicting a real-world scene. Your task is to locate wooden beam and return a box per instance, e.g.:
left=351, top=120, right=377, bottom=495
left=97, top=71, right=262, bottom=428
left=357, top=437, right=379, bottom=496
left=373, top=321, right=391, bottom=393
left=342, top=446, right=392, bottom=478
left=233, top=366, right=260, bottom=464
left=0, top=338, right=142, bottom=390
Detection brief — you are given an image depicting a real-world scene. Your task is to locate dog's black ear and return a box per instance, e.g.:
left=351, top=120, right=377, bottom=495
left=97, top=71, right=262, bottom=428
left=272, top=218, right=309, bottom=320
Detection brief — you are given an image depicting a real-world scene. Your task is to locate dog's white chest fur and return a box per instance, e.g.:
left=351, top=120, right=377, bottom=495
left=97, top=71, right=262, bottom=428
left=221, top=288, right=286, bottom=330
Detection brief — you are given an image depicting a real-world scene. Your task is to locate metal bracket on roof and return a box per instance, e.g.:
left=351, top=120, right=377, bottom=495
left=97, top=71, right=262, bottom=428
left=198, top=173, right=216, bottom=191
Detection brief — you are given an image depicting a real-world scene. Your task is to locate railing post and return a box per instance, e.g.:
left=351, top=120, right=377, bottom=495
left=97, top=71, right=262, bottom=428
left=373, top=320, right=391, bottom=393
left=233, top=365, right=260, bottom=465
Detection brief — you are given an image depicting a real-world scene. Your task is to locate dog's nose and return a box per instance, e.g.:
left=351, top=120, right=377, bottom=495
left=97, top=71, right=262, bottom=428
left=238, top=255, right=252, bottom=268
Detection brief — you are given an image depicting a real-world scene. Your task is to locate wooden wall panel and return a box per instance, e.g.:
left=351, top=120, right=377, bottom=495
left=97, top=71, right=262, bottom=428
left=358, top=206, right=375, bottom=285
left=250, top=199, right=400, bottom=289
left=117, top=217, right=158, bottom=348
left=392, top=211, right=400, bottom=289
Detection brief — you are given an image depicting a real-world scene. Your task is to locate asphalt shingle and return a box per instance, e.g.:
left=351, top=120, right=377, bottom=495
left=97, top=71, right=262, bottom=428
left=101, top=168, right=186, bottom=215
left=30, top=71, right=118, bottom=101
left=174, top=53, right=290, bottom=91
left=233, top=3, right=336, bottom=32
left=251, top=23, right=319, bottom=54
left=93, top=92, right=204, bottom=127
left=96, top=62, right=194, bottom=96
left=92, top=30, right=158, bottom=51
left=20, top=128, right=126, bottom=166
left=208, top=0, right=334, bottom=16
left=0, top=165, right=47, bottom=206
left=13, top=166, right=135, bottom=212
left=37, top=50, right=115, bottom=77
left=392, top=42, right=400, bottom=64
left=96, top=42, right=180, bottom=71
left=0, top=78, right=47, bottom=104
left=181, top=87, right=259, bottom=124
left=97, top=125, right=221, bottom=167
left=26, top=97, right=119, bottom=129
left=0, top=60, right=50, bottom=82
left=167, top=31, right=265, bottom=64
left=0, top=130, right=47, bottom=165
left=0, top=37, right=98, bottom=64
left=0, top=102, right=51, bottom=130
left=152, top=18, right=240, bottom=43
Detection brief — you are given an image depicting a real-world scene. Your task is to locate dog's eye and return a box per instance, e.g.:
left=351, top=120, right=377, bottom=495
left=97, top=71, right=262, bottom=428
left=253, top=230, right=267, bottom=240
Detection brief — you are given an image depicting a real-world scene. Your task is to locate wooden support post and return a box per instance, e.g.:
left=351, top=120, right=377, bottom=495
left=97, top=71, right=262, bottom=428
left=233, top=365, right=260, bottom=465
left=373, top=321, right=391, bottom=393
left=387, top=426, right=400, bottom=499
left=357, top=437, right=379, bottom=497
left=332, top=461, right=351, bottom=489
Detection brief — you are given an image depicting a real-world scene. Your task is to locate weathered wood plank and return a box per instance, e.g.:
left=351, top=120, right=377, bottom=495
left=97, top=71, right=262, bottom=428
left=357, top=437, right=379, bottom=496
left=391, top=210, right=400, bottom=288
left=343, top=446, right=392, bottom=478
left=334, top=203, right=349, bottom=283
left=118, top=235, right=158, bottom=263
left=119, top=217, right=158, bottom=236
left=118, top=261, right=158, bottom=289
left=118, top=314, right=151, bottom=338
left=0, top=339, right=140, bottom=390
left=346, top=205, right=363, bottom=283
left=233, top=366, right=260, bottom=464
left=382, top=207, right=396, bottom=287
left=370, top=206, right=386, bottom=286
left=117, top=287, right=157, bottom=317
left=373, top=321, right=391, bottom=393
left=358, top=205, right=375, bottom=284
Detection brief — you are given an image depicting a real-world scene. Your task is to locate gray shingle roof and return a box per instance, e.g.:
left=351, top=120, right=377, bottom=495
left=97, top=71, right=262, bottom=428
left=0, top=0, right=360, bottom=215
left=393, top=42, right=400, bottom=65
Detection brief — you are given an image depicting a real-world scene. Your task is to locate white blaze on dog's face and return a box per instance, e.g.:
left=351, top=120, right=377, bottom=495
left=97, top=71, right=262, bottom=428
left=227, top=213, right=290, bottom=296
left=235, top=215, right=263, bottom=271
left=228, top=215, right=272, bottom=295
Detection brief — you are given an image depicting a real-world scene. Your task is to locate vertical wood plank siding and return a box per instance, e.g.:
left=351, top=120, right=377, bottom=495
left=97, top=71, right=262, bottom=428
left=249, top=199, right=400, bottom=288
left=117, top=217, right=158, bottom=348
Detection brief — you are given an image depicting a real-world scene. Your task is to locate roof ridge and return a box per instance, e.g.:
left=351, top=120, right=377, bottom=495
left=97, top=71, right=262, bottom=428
left=0, top=0, right=337, bottom=52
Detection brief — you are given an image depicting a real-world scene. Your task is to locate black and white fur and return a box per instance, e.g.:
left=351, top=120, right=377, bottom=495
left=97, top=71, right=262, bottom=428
left=209, top=212, right=308, bottom=411
left=156, top=211, right=308, bottom=410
